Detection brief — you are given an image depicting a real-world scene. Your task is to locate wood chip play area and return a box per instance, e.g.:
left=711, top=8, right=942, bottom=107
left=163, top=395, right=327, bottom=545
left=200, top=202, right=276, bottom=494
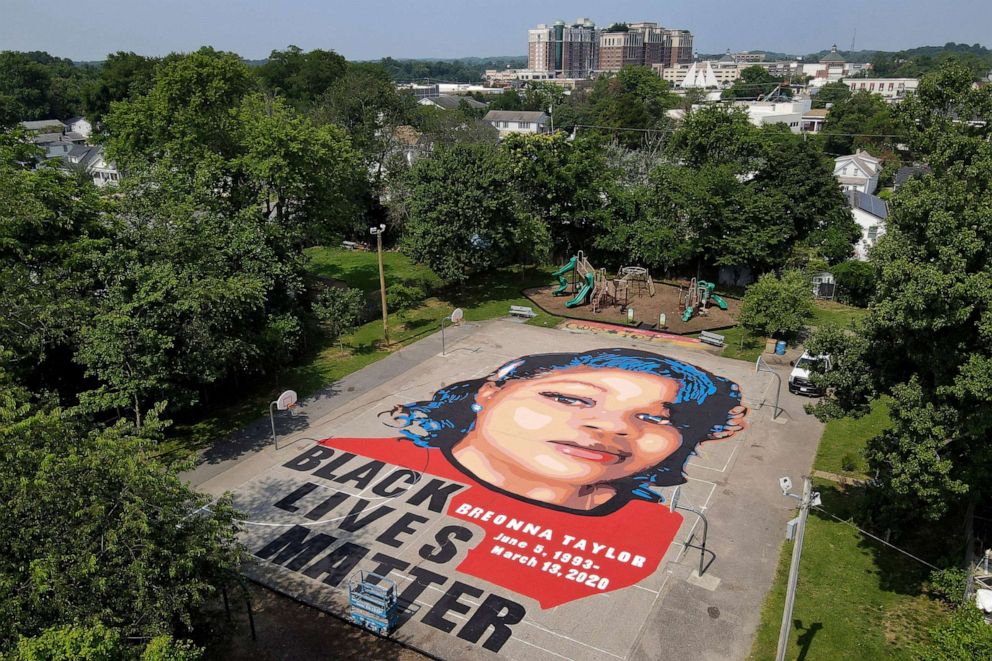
left=524, top=252, right=741, bottom=334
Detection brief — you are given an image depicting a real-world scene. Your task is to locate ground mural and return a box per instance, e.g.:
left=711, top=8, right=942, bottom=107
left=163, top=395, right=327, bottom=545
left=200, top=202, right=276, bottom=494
left=248, top=348, right=748, bottom=654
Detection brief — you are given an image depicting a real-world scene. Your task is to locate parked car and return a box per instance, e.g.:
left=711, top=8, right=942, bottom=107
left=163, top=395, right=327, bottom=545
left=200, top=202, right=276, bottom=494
left=788, top=351, right=832, bottom=396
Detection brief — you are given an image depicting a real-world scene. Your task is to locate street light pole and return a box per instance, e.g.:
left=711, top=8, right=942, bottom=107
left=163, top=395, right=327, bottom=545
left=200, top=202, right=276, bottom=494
left=776, top=476, right=818, bottom=661
left=370, top=224, right=389, bottom=346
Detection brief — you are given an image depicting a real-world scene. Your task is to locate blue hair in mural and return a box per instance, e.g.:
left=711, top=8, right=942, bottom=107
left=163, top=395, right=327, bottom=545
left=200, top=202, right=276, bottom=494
left=390, top=348, right=744, bottom=511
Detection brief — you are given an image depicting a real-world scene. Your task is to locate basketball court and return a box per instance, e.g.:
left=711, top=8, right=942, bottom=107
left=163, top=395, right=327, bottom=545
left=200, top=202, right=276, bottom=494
left=198, top=320, right=823, bottom=660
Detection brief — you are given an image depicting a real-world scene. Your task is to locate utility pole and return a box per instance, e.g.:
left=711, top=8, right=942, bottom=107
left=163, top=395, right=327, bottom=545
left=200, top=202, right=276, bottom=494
left=370, top=224, right=389, bottom=346
left=776, top=476, right=819, bottom=661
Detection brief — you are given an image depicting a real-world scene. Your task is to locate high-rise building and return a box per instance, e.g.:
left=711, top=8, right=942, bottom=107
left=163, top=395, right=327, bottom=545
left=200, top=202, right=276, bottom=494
left=528, top=19, right=694, bottom=77
left=528, top=18, right=599, bottom=78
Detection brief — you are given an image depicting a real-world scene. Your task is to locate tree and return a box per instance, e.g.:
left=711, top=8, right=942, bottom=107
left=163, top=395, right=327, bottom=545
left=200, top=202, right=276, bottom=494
left=502, top=132, right=610, bottom=255
left=83, top=51, right=159, bottom=122
left=402, top=144, right=549, bottom=282
left=578, top=67, right=675, bottom=148
left=0, top=131, right=106, bottom=390
left=0, top=369, right=243, bottom=653
left=821, top=90, right=900, bottom=155
left=15, top=623, right=202, bottom=661
left=806, top=63, right=992, bottom=526
left=722, top=65, right=786, bottom=100
left=0, top=51, right=53, bottom=125
left=738, top=271, right=814, bottom=338
left=487, top=89, right=523, bottom=111
left=666, top=105, right=761, bottom=169
left=812, top=81, right=852, bottom=109
left=257, top=45, right=346, bottom=105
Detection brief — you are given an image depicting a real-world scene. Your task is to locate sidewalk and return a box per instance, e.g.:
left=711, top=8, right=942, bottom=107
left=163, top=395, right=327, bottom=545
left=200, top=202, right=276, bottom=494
left=181, top=320, right=483, bottom=489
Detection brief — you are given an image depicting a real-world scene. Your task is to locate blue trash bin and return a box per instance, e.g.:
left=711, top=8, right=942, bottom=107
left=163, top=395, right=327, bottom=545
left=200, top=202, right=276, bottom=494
left=775, top=340, right=787, bottom=355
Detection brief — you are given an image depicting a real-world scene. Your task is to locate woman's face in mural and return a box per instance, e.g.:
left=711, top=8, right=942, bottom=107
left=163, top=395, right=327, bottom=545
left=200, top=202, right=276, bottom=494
left=451, top=367, right=684, bottom=500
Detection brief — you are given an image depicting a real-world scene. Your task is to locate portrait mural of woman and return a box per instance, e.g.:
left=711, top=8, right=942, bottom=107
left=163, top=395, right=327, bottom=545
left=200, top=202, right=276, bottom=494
left=318, top=347, right=747, bottom=608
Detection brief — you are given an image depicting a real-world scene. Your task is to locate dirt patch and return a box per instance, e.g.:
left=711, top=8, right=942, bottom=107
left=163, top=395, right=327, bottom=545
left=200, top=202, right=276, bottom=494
left=206, top=583, right=430, bottom=661
left=524, top=281, right=740, bottom=335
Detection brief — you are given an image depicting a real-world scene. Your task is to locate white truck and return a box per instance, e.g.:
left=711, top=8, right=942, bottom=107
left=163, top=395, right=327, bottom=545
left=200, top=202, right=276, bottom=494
left=788, top=351, right=832, bottom=396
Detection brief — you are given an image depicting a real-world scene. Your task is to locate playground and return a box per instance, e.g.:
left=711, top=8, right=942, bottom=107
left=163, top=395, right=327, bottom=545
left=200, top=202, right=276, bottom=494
left=196, top=320, right=824, bottom=661
left=525, top=252, right=741, bottom=334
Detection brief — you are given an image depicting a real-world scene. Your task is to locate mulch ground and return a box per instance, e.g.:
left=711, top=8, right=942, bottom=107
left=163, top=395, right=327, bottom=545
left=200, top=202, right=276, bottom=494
left=524, top=280, right=740, bottom=335
left=206, top=583, right=429, bottom=661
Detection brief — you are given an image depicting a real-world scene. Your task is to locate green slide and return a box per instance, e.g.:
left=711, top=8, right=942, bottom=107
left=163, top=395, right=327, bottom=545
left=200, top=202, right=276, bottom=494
left=565, top=272, right=594, bottom=308
left=681, top=306, right=694, bottom=322
left=552, top=256, right=578, bottom=296
left=710, top=293, right=728, bottom=310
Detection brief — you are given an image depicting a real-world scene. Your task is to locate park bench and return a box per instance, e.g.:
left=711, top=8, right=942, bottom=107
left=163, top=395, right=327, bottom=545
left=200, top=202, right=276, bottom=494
left=508, top=305, right=537, bottom=319
left=341, top=240, right=359, bottom=250
left=699, top=331, right=726, bottom=347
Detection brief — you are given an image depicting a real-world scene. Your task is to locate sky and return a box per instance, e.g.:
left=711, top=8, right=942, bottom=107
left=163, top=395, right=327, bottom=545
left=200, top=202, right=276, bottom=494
left=2, top=0, right=990, bottom=62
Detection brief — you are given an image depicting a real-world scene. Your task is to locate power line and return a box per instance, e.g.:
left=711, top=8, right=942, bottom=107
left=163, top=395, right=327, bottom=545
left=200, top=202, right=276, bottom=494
left=813, top=505, right=940, bottom=570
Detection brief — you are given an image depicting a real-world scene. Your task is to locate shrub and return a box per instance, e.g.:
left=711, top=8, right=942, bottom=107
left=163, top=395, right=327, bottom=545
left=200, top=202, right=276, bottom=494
left=832, top=259, right=875, bottom=307
left=925, top=567, right=968, bottom=605
left=840, top=453, right=858, bottom=472
left=738, top=270, right=814, bottom=339
left=918, top=604, right=992, bottom=660
left=313, top=286, right=365, bottom=341
left=386, top=283, right=426, bottom=312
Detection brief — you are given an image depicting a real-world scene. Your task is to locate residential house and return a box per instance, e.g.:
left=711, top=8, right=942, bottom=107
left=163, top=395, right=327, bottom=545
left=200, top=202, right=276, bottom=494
left=893, top=164, right=930, bottom=190
left=19, top=119, right=66, bottom=133
left=834, top=150, right=882, bottom=194
left=65, top=144, right=120, bottom=187
left=800, top=108, right=828, bottom=133
left=418, top=95, right=487, bottom=112
left=30, top=131, right=86, bottom=158
left=483, top=110, right=550, bottom=137
left=65, top=116, right=93, bottom=138
left=848, top=190, right=888, bottom=260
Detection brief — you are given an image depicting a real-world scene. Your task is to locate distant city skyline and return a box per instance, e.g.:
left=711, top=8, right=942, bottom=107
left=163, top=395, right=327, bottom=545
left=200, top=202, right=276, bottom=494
left=2, top=0, right=989, bottom=62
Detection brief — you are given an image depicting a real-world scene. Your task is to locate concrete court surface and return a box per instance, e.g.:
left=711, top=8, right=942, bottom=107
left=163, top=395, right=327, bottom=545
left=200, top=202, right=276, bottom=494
left=201, top=320, right=823, bottom=661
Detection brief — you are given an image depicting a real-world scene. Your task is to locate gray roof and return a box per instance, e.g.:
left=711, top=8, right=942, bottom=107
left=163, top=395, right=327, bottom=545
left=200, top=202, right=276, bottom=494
left=19, top=119, right=65, bottom=131
left=30, top=132, right=69, bottom=145
left=483, top=110, right=549, bottom=122
left=849, top=190, right=888, bottom=219
left=894, top=164, right=930, bottom=187
left=427, top=95, right=487, bottom=110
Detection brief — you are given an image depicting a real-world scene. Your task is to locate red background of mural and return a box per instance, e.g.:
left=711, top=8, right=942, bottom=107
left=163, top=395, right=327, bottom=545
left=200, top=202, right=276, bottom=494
left=319, top=437, right=683, bottom=609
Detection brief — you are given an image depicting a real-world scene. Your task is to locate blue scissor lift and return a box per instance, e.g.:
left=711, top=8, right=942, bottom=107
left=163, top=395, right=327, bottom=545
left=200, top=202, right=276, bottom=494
left=348, top=571, right=398, bottom=635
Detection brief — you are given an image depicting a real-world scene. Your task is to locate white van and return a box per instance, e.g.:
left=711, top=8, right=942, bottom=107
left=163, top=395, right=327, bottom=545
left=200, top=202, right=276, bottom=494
left=788, top=351, right=832, bottom=396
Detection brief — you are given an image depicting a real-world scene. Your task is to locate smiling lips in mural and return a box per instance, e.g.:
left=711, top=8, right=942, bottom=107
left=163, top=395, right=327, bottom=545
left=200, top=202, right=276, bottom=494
left=322, top=348, right=747, bottom=608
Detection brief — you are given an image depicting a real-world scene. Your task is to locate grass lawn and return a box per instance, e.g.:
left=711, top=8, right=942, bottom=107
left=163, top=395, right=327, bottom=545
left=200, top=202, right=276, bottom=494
left=812, top=300, right=869, bottom=328
left=813, top=397, right=892, bottom=477
left=717, top=326, right=765, bottom=363
left=306, top=246, right=442, bottom=292
left=749, top=404, right=950, bottom=661
left=161, top=255, right=559, bottom=458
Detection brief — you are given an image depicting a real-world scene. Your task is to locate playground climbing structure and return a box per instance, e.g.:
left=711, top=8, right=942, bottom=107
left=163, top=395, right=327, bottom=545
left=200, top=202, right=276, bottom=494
left=553, top=252, right=655, bottom=313
left=680, top=278, right=728, bottom=322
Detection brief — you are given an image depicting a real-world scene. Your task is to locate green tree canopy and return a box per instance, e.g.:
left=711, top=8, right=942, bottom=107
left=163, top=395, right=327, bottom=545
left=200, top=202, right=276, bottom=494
left=738, top=270, right=814, bottom=338
left=256, top=45, right=347, bottom=105
left=0, top=369, right=243, bottom=653
left=806, top=62, right=992, bottom=526
left=402, top=144, right=549, bottom=282
left=812, top=80, right=853, bottom=109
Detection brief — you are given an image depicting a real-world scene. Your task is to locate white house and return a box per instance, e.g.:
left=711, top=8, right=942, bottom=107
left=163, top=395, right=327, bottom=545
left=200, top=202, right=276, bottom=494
left=848, top=190, right=887, bottom=260
left=483, top=110, right=550, bottom=137
left=65, top=144, right=120, bottom=187
left=65, top=116, right=93, bottom=138
left=834, top=150, right=882, bottom=194
left=29, top=131, right=86, bottom=158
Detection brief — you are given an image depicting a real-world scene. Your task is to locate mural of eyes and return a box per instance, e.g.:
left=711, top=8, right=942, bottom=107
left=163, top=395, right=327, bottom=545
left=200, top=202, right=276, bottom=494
left=635, top=413, right=673, bottom=426
left=539, top=391, right=594, bottom=407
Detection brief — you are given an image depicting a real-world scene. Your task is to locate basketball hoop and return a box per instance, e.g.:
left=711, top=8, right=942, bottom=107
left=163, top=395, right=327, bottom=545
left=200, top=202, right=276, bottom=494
left=270, top=390, right=298, bottom=449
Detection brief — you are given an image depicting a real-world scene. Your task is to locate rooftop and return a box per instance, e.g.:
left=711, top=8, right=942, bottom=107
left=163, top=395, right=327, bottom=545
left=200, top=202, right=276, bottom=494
left=483, top=110, right=549, bottom=122
left=848, top=190, right=888, bottom=219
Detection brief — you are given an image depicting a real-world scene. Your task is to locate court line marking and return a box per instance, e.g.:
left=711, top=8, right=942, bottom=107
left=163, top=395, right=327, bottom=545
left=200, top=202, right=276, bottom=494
left=687, top=441, right=741, bottom=473
left=522, top=619, right=626, bottom=660
left=508, top=637, right=575, bottom=661
left=624, top=571, right=673, bottom=660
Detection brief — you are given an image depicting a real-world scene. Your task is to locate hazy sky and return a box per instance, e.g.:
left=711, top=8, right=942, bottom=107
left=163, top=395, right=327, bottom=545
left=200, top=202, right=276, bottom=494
left=2, top=0, right=989, bottom=62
